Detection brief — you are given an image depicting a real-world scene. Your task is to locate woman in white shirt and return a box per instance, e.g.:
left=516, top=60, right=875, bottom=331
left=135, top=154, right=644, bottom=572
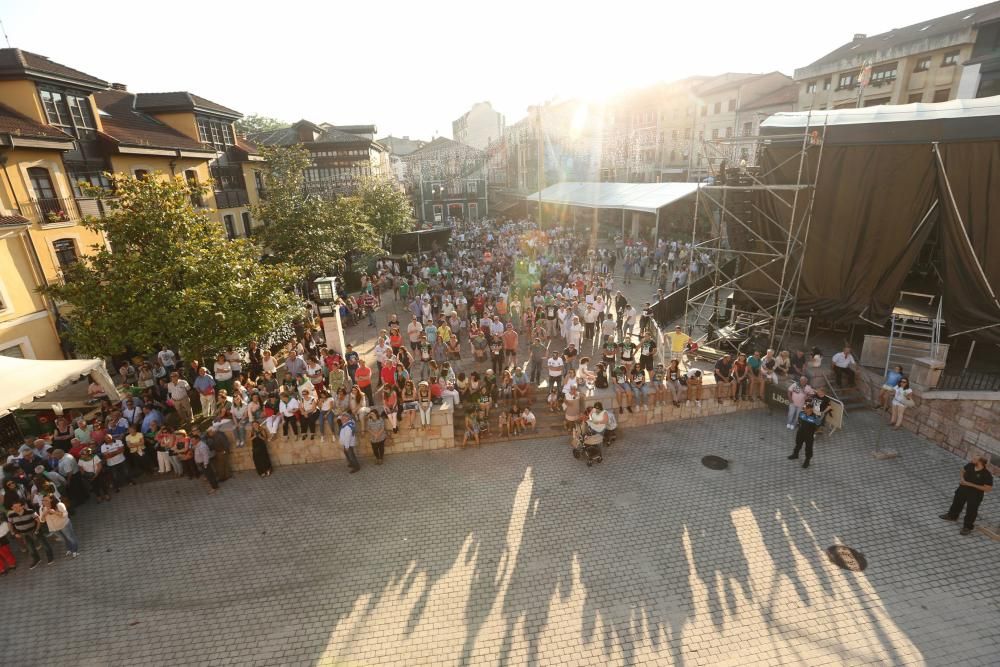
left=890, top=377, right=914, bottom=430
left=261, top=349, right=278, bottom=375
left=230, top=394, right=250, bottom=448
left=299, top=389, right=319, bottom=440
left=349, top=386, right=369, bottom=432
left=40, top=494, right=79, bottom=557
left=213, top=353, right=233, bottom=393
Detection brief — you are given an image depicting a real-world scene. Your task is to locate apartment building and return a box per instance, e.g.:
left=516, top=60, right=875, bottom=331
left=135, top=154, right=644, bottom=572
left=452, top=102, right=505, bottom=150
left=400, top=137, right=487, bottom=224
left=251, top=120, right=390, bottom=198
left=795, top=2, right=1000, bottom=109
left=0, top=47, right=266, bottom=358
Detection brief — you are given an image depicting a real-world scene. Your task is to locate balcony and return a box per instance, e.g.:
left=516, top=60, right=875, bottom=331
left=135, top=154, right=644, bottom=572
left=213, top=189, right=250, bottom=209
left=18, top=197, right=81, bottom=226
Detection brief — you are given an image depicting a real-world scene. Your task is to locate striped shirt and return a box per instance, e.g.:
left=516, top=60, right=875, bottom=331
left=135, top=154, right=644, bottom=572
left=7, top=508, right=39, bottom=534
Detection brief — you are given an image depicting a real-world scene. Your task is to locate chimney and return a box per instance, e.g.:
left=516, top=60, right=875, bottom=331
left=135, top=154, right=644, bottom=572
left=852, top=33, right=867, bottom=41
left=111, top=82, right=127, bottom=91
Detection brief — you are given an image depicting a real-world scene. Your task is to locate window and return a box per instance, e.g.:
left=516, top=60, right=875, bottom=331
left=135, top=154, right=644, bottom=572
left=52, top=238, right=78, bottom=268
left=134, top=169, right=149, bottom=180
left=941, top=51, right=960, bottom=66
left=805, top=81, right=817, bottom=94
left=671, top=129, right=678, bottom=141
left=242, top=212, right=252, bottom=237
left=185, top=170, right=203, bottom=206
left=711, top=128, right=719, bottom=140
left=933, top=88, right=951, bottom=102
left=727, top=99, right=737, bottom=111
left=683, top=128, right=691, bottom=139
left=713, top=102, right=722, bottom=114
left=223, top=214, right=236, bottom=240
left=38, top=87, right=96, bottom=139
left=862, top=97, right=891, bottom=107
left=432, top=204, right=443, bottom=222
left=196, top=116, right=235, bottom=148
left=742, top=121, right=753, bottom=136
left=837, top=73, right=857, bottom=90
left=870, top=63, right=898, bottom=85
left=725, top=127, right=733, bottom=138
left=0, top=343, right=26, bottom=359
left=908, top=93, right=924, bottom=103
left=823, top=78, right=831, bottom=90
left=66, top=162, right=109, bottom=197
left=28, top=167, right=56, bottom=201
left=913, top=56, right=932, bottom=72
left=467, top=181, right=478, bottom=194
left=468, top=203, right=478, bottom=220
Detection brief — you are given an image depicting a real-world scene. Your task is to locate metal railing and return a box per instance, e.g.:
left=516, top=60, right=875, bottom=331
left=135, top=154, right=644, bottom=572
left=935, top=370, right=1000, bottom=392
left=213, top=190, right=250, bottom=209
left=18, top=197, right=81, bottom=225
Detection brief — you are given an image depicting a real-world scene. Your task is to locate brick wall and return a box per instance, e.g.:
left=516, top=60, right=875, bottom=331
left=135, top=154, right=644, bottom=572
left=857, top=367, right=1000, bottom=472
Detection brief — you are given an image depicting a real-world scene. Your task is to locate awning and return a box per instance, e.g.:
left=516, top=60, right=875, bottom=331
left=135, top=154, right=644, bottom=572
left=524, top=182, right=699, bottom=213
left=761, top=96, right=1000, bottom=129
left=0, top=356, right=119, bottom=417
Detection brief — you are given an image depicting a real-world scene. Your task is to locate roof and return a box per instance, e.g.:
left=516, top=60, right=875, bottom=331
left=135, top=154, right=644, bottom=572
left=761, top=95, right=1000, bottom=129
left=250, top=121, right=375, bottom=147
left=806, top=2, right=1000, bottom=68
left=524, top=182, right=699, bottom=213
left=94, top=89, right=212, bottom=152
left=0, top=214, right=30, bottom=227
left=741, top=84, right=800, bottom=111
left=405, top=136, right=481, bottom=159
left=133, top=91, right=242, bottom=119
left=0, top=48, right=107, bottom=89
left=0, top=102, right=72, bottom=140
left=694, top=73, right=763, bottom=96
left=0, top=355, right=119, bottom=417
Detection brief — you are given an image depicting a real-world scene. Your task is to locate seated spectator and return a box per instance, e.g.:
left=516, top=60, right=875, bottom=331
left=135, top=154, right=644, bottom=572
left=831, top=346, right=857, bottom=387
left=879, top=365, right=905, bottom=412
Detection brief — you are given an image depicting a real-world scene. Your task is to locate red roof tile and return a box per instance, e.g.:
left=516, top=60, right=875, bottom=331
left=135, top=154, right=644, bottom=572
left=0, top=48, right=107, bottom=88
left=0, top=214, right=30, bottom=227
left=94, top=89, right=213, bottom=152
left=0, top=102, right=72, bottom=141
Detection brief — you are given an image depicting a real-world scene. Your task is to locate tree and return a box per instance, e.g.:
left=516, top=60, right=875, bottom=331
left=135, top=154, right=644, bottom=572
left=235, top=113, right=286, bottom=136
left=43, top=174, right=300, bottom=362
left=355, top=176, right=413, bottom=241
left=253, top=145, right=385, bottom=277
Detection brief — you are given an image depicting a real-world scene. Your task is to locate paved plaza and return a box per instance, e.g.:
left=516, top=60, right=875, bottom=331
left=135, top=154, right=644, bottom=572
left=3, top=409, right=998, bottom=666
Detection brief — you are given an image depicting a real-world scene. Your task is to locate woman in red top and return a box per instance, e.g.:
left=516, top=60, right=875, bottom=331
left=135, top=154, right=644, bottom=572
left=354, top=359, right=374, bottom=406
left=389, top=328, right=403, bottom=354
left=380, top=359, right=397, bottom=388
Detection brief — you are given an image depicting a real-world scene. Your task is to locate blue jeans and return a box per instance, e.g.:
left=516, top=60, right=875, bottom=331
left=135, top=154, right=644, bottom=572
left=786, top=404, right=800, bottom=426
left=57, top=521, right=80, bottom=553
left=319, top=411, right=337, bottom=436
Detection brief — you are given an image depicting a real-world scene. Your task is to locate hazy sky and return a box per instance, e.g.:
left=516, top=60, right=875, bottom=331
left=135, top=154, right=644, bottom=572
left=0, top=0, right=984, bottom=139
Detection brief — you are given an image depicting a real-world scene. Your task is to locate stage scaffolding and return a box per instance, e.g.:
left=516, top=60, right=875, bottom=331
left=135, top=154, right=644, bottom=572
left=682, top=114, right=829, bottom=352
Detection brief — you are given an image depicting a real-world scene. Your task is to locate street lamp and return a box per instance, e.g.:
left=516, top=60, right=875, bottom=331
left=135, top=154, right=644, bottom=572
left=314, top=276, right=347, bottom=355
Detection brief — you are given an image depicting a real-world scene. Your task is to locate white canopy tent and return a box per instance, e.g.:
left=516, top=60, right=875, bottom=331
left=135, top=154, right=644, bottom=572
left=0, top=356, right=119, bottom=417
left=761, top=96, right=1000, bottom=129
left=524, top=182, right=699, bottom=213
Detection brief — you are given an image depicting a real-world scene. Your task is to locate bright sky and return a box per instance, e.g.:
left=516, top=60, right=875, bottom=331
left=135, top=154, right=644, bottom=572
left=0, top=0, right=983, bottom=139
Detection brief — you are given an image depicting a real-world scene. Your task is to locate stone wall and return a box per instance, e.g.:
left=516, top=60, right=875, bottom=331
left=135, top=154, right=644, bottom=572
left=229, top=404, right=455, bottom=471
left=857, top=367, right=1000, bottom=471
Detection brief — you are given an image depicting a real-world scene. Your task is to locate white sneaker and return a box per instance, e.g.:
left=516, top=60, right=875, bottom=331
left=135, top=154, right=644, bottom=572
left=65, top=550, right=72, bottom=557
left=71, top=552, right=79, bottom=558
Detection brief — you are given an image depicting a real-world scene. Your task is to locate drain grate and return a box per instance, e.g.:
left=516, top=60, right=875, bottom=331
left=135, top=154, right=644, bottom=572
left=701, top=455, right=729, bottom=470
left=826, top=545, right=868, bottom=572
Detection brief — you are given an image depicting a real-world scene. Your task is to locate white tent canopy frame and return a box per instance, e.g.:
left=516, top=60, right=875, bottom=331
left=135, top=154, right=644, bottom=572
left=524, top=182, right=699, bottom=214
left=0, top=356, right=120, bottom=417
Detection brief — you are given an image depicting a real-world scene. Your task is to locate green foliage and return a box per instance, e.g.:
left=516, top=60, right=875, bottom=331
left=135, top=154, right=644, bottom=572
left=253, top=146, right=412, bottom=277
left=355, top=176, right=413, bottom=240
left=42, top=173, right=300, bottom=361
left=235, top=113, right=286, bottom=136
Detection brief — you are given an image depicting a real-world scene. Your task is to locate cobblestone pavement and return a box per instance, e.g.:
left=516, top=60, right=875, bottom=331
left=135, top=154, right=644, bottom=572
left=3, top=409, right=998, bottom=667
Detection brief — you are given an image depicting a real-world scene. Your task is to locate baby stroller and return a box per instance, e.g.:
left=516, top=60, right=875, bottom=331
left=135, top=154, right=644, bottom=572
left=572, top=422, right=604, bottom=467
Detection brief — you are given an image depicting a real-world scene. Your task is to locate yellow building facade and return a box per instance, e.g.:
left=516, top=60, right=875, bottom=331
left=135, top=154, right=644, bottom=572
left=0, top=48, right=265, bottom=359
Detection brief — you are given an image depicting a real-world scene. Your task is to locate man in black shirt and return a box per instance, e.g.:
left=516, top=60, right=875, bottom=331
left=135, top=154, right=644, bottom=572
left=714, top=354, right=735, bottom=404
left=940, top=456, right=994, bottom=535
left=638, top=332, right=657, bottom=373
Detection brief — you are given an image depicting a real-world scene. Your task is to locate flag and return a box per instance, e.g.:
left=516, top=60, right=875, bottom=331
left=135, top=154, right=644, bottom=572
left=858, top=59, right=873, bottom=88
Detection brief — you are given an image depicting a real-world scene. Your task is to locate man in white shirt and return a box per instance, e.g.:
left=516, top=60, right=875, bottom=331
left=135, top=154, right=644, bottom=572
left=830, top=346, right=857, bottom=387
left=99, top=434, right=129, bottom=491
left=566, top=316, right=584, bottom=349
left=407, top=316, right=423, bottom=351
left=279, top=392, right=301, bottom=439
left=546, top=351, right=565, bottom=388
left=167, top=372, right=193, bottom=424
left=339, top=414, right=361, bottom=473
left=157, top=346, right=177, bottom=375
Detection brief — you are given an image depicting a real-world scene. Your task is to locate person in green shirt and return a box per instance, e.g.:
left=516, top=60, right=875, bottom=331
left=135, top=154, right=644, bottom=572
left=747, top=350, right=764, bottom=401
left=398, top=280, right=410, bottom=302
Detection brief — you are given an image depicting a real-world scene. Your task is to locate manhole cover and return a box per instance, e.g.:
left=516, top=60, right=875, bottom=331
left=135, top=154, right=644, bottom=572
left=701, top=455, right=729, bottom=470
left=826, top=545, right=867, bottom=572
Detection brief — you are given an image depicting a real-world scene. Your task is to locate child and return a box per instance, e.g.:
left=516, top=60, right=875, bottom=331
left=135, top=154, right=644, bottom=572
left=520, top=406, right=536, bottom=433
left=510, top=406, right=523, bottom=435
left=498, top=410, right=510, bottom=437
left=547, top=383, right=561, bottom=413
left=461, top=413, right=480, bottom=448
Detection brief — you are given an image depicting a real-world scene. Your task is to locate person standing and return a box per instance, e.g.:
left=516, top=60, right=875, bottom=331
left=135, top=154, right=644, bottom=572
left=339, top=413, right=361, bottom=473
left=368, top=410, right=388, bottom=465
left=39, top=495, right=79, bottom=558
left=207, top=426, right=231, bottom=483
left=193, top=432, right=218, bottom=495
left=940, top=456, right=993, bottom=535
left=193, top=367, right=217, bottom=418
left=6, top=500, right=53, bottom=568
left=787, top=404, right=822, bottom=468
left=250, top=422, right=273, bottom=478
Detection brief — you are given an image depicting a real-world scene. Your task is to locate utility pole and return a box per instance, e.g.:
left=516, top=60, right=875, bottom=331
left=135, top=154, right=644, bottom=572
left=535, top=105, right=544, bottom=228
